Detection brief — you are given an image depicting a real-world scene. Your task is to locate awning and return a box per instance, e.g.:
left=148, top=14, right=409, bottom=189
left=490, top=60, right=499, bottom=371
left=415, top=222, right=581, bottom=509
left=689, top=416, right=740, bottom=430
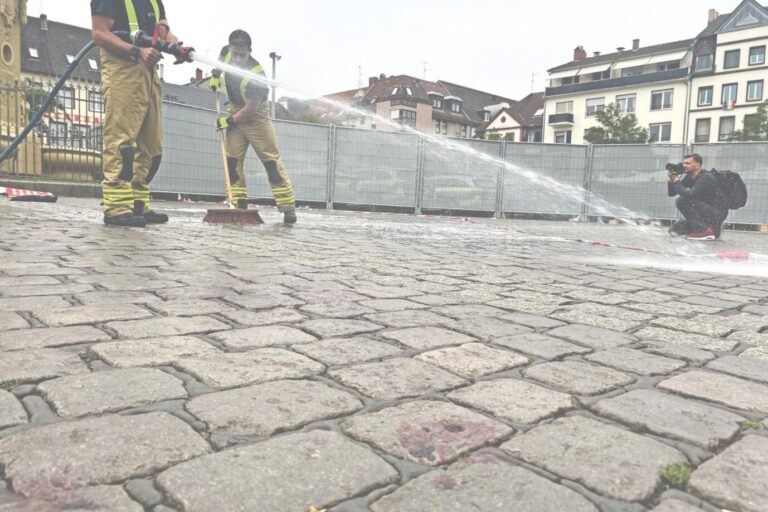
left=548, top=69, right=579, bottom=80
left=613, top=56, right=652, bottom=69
left=575, top=63, right=611, bottom=76
left=647, top=50, right=689, bottom=64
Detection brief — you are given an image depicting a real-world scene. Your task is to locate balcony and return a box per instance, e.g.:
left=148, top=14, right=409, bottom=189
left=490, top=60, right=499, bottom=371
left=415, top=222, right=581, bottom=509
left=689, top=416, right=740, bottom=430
left=548, top=113, right=574, bottom=125
left=546, top=68, right=689, bottom=97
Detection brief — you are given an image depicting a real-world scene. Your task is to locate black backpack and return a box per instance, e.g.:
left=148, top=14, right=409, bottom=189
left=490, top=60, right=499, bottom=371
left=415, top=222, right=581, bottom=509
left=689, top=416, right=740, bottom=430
left=709, top=169, right=748, bottom=209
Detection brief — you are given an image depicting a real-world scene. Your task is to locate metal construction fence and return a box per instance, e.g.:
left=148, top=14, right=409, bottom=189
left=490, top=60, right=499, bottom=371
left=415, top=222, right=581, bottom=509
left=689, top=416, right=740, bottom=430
left=3, top=82, right=767, bottom=225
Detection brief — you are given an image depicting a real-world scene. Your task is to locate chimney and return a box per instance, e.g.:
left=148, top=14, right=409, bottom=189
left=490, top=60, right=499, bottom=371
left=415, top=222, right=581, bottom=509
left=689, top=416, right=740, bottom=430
left=195, top=68, right=203, bottom=82
left=593, top=51, right=601, bottom=57
left=708, top=9, right=719, bottom=23
left=39, top=14, right=48, bottom=31
left=379, top=73, right=386, bottom=79
left=633, top=39, right=640, bottom=50
left=617, top=46, right=625, bottom=52
left=573, top=46, right=587, bottom=61
left=369, top=76, right=378, bottom=86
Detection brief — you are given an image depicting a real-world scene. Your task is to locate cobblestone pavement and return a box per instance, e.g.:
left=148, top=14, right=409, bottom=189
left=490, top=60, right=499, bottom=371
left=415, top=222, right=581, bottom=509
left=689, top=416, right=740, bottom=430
left=1, top=197, right=767, bottom=512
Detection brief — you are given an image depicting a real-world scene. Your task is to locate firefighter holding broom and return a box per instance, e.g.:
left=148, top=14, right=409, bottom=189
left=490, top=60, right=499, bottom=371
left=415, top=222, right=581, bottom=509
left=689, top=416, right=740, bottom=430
left=210, top=30, right=297, bottom=225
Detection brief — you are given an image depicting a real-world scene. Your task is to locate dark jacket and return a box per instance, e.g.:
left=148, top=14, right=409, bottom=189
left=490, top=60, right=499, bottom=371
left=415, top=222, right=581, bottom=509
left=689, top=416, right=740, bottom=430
left=667, top=171, right=728, bottom=210
left=216, top=45, right=269, bottom=107
left=91, top=0, right=166, bottom=33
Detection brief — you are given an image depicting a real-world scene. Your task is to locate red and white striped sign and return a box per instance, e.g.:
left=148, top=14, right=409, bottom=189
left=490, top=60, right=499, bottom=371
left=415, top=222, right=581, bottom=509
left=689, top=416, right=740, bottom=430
left=0, top=187, right=57, bottom=200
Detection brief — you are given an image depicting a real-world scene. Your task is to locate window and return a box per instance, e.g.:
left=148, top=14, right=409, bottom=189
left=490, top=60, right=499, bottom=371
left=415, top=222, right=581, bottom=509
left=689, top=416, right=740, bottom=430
left=622, top=66, right=643, bottom=77
left=533, top=108, right=544, bottom=117
left=561, top=76, right=580, bottom=85
left=694, top=118, right=711, bottom=143
left=88, top=58, right=98, bottom=70
left=71, top=124, right=90, bottom=149
left=65, top=54, right=75, bottom=64
left=722, top=83, right=738, bottom=107
left=555, top=101, right=573, bottom=114
left=657, top=61, right=680, bottom=71
left=434, top=120, right=440, bottom=133
left=719, top=116, right=735, bottom=141
left=28, top=47, right=38, bottom=58
left=390, top=109, right=416, bottom=121
left=749, top=46, right=765, bottom=66
left=747, top=80, right=763, bottom=101
left=48, top=121, right=67, bottom=146
left=554, top=130, right=572, bottom=144
left=591, top=70, right=610, bottom=81
left=460, top=125, right=467, bottom=138
left=650, top=89, right=673, bottom=110
left=57, top=87, right=74, bottom=109
left=649, top=123, right=671, bottom=143
left=697, top=86, right=713, bottom=106
left=585, top=97, right=605, bottom=116
left=724, top=49, right=740, bottom=69
left=442, top=121, right=447, bottom=134
left=450, top=102, right=461, bottom=113
left=432, top=97, right=442, bottom=109
left=88, top=91, right=104, bottom=113
left=616, top=94, right=636, bottom=113
left=483, top=111, right=490, bottom=122
left=694, top=54, right=713, bottom=72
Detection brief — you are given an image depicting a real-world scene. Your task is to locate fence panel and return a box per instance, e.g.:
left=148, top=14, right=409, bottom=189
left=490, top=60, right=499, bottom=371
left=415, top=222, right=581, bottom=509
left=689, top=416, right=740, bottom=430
left=692, top=142, right=768, bottom=225
left=421, top=138, right=499, bottom=211
left=332, top=127, right=419, bottom=208
left=588, top=144, right=685, bottom=220
left=502, top=143, right=588, bottom=216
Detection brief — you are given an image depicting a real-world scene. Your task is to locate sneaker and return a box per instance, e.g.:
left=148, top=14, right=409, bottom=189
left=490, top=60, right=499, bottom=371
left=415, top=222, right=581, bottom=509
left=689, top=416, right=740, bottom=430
left=283, top=210, right=297, bottom=224
left=668, top=220, right=689, bottom=236
left=104, top=213, right=147, bottom=227
left=143, top=210, right=169, bottom=224
left=686, top=227, right=715, bottom=241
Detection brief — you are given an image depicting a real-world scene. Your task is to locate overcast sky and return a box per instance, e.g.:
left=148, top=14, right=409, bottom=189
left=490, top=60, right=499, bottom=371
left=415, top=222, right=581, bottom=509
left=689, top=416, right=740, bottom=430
left=30, top=0, right=743, bottom=100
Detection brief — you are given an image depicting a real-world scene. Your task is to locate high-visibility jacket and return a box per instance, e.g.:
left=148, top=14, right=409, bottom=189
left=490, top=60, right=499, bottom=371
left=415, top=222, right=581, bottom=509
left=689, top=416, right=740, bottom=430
left=218, top=49, right=269, bottom=107
left=90, top=0, right=165, bottom=34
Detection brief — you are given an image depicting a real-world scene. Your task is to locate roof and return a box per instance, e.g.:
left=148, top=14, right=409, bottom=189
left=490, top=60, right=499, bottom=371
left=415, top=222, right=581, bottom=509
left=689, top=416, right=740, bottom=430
left=363, top=75, right=451, bottom=104
left=162, top=83, right=218, bottom=110
left=438, top=81, right=517, bottom=124
left=548, top=38, right=694, bottom=73
left=508, top=91, right=544, bottom=127
left=21, top=16, right=101, bottom=82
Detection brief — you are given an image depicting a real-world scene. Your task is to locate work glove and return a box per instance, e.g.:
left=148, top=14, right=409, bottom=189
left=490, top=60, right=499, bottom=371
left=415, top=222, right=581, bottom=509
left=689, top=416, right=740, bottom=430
left=216, top=116, right=233, bottom=131
left=209, top=76, right=220, bottom=92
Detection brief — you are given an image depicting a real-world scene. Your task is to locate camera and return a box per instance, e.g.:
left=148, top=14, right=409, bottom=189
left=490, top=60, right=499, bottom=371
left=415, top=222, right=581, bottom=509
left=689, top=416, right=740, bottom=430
left=665, top=162, right=684, bottom=175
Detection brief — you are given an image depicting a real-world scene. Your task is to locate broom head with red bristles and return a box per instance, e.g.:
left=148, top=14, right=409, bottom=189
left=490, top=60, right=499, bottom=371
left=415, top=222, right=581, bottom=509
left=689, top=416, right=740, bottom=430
left=203, top=207, right=264, bottom=224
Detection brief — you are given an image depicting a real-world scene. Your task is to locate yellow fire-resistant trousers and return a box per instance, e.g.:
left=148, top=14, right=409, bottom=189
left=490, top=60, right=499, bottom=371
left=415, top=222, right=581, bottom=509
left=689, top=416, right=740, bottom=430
left=225, top=103, right=295, bottom=212
left=100, top=49, right=162, bottom=218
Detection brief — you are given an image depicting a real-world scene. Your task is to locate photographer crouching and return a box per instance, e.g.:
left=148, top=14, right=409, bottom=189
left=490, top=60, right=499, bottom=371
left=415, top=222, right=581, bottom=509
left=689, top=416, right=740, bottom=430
left=667, top=154, right=728, bottom=240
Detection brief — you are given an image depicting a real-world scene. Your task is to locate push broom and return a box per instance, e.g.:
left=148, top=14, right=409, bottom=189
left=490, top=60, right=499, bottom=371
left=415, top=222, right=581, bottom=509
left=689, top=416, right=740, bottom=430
left=203, top=92, right=263, bottom=224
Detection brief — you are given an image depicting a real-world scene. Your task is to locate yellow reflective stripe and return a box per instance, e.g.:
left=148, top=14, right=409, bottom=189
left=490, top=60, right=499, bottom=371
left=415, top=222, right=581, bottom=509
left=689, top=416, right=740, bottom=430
left=240, top=64, right=263, bottom=100
left=148, top=0, right=161, bottom=23
left=124, top=0, right=139, bottom=31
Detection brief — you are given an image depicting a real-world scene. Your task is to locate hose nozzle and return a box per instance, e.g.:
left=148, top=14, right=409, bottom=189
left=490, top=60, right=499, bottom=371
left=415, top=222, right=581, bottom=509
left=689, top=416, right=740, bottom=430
left=130, top=30, right=194, bottom=64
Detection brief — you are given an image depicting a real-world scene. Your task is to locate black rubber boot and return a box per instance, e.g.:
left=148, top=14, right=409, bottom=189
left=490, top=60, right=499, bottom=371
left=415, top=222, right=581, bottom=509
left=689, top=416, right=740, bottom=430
left=134, top=200, right=168, bottom=224
left=237, top=198, right=249, bottom=209
left=104, top=213, right=147, bottom=227
left=283, top=210, right=297, bottom=224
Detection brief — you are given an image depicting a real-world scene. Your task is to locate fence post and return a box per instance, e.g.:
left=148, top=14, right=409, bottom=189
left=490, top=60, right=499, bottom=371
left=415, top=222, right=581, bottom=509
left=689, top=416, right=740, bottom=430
left=577, top=143, right=594, bottom=222
left=414, top=134, right=426, bottom=215
left=495, top=140, right=505, bottom=219
left=326, top=124, right=336, bottom=209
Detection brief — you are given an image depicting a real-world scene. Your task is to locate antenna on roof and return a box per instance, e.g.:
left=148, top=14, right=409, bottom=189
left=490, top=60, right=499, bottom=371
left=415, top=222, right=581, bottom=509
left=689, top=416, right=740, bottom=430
left=357, top=64, right=362, bottom=88
left=421, top=61, right=431, bottom=80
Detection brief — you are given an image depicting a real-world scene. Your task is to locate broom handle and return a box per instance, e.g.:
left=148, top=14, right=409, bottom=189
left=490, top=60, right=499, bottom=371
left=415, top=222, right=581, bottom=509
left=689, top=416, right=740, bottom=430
left=215, top=92, right=235, bottom=206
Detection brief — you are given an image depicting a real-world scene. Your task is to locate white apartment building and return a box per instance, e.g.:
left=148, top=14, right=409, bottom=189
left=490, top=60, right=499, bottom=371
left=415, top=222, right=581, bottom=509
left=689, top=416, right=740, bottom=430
left=543, top=0, right=768, bottom=145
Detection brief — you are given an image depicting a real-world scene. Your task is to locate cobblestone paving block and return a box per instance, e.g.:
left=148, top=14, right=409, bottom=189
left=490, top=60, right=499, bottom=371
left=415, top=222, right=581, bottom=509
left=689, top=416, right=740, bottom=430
left=358, top=299, right=428, bottom=312
left=743, top=304, right=768, bottom=315
left=445, top=317, right=533, bottom=341
left=0, top=326, right=111, bottom=352
left=223, top=293, right=304, bottom=310
left=73, top=291, right=164, bottom=305
left=624, top=301, right=721, bottom=317
left=546, top=324, right=637, bottom=350
left=174, top=349, right=325, bottom=389
left=68, top=277, right=180, bottom=293
left=381, top=326, right=476, bottom=350
left=706, top=355, right=768, bottom=384
left=292, top=337, right=402, bottom=366
left=651, top=316, right=734, bottom=338
left=523, top=361, right=635, bottom=395
left=0, top=312, right=30, bottom=331
left=89, top=336, right=221, bottom=368
left=295, top=289, right=371, bottom=304
left=551, top=309, right=643, bottom=332
left=218, top=307, right=306, bottom=327
left=638, top=342, right=715, bottom=364
left=447, top=378, right=574, bottom=424
left=210, top=325, right=317, bottom=350
left=33, top=304, right=154, bottom=327
left=410, top=294, right=462, bottom=306
left=487, top=298, right=560, bottom=316
left=329, top=358, right=467, bottom=400
left=0, top=276, right=62, bottom=287
left=0, top=485, right=143, bottom=512
left=0, top=389, right=28, bottom=428
left=415, top=343, right=529, bottom=379
left=648, top=499, right=704, bottom=512
left=726, top=330, right=768, bottom=346
left=501, top=415, right=687, bottom=502
left=0, top=296, right=73, bottom=313
left=364, top=310, right=454, bottom=329
left=147, top=299, right=236, bottom=317
left=433, top=304, right=508, bottom=320
left=38, top=368, right=188, bottom=418
left=493, top=332, right=592, bottom=359
left=679, top=296, right=741, bottom=310
left=187, top=379, right=362, bottom=436
left=0, top=348, right=89, bottom=386
left=498, top=312, right=566, bottom=330
left=342, top=400, right=511, bottom=466
left=156, top=430, right=398, bottom=512
left=592, top=389, right=744, bottom=448
left=689, top=435, right=768, bottom=512
left=106, top=316, right=231, bottom=339
left=740, top=345, right=768, bottom=361
left=370, top=454, right=598, bottom=512
left=298, top=301, right=376, bottom=318
left=298, top=318, right=383, bottom=338
left=657, top=371, right=768, bottom=414
left=155, top=286, right=237, bottom=301
left=0, top=283, right=94, bottom=298
left=635, top=327, right=738, bottom=352
left=585, top=348, right=687, bottom=375
left=2, top=264, right=85, bottom=277
left=0, top=412, right=209, bottom=496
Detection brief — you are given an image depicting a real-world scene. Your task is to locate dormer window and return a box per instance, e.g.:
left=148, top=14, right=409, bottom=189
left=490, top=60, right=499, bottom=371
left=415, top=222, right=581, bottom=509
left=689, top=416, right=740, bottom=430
left=432, top=97, right=442, bottom=109
left=28, top=48, right=39, bottom=58
left=534, top=108, right=544, bottom=117
left=88, top=59, right=98, bottom=70
left=483, top=111, right=490, bottom=122
left=391, top=86, right=413, bottom=97
left=66, top=54, right=75, bottom=64
left=451, top=102, right=461, bottom=113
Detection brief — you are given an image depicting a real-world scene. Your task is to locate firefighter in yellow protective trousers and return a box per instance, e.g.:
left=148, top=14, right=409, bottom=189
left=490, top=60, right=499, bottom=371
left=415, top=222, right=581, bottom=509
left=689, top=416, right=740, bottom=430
left=212, top=30, right=297, bottom=224
left=91, top=0, right=190, bottom=227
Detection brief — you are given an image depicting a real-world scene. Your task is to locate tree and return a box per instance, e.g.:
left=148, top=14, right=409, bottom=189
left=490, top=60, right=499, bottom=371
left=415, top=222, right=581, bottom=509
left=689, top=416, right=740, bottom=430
left=583, top=103, right=649, bottom=144
left=730, top=100, right=768, bottom=141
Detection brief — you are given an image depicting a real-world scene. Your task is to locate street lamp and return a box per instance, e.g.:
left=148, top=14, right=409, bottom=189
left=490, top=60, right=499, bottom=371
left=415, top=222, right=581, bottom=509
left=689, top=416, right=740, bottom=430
left=269, top=51, right=281, bottom=119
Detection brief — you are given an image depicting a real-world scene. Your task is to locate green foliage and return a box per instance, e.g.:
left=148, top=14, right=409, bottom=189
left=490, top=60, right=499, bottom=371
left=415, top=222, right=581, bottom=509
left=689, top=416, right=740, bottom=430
left=660, top=463, right=692, bottom=489
left=628, top=422, right=650, bottom=434
left=584, top=103, right=649, bottom=144
left=0, top=380, right=24, bottom=391
left=299, top=112, right=322, bottom=124
left=739, top=419, right=761, bottom=430
left=730, top=101, right=768, bottom=141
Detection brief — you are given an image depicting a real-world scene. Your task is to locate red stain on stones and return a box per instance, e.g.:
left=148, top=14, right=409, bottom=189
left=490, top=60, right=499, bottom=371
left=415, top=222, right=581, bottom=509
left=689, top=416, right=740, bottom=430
left=432, top=474, right=459, bottom=490
left=395, top=418, right=501, bottom=465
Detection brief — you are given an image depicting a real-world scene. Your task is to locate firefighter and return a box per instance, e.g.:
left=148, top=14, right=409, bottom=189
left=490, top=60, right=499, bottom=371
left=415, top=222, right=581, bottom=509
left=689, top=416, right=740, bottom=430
left=91, top=0, right=190, bottom=227
left=212, top=30, right=297, bottom=224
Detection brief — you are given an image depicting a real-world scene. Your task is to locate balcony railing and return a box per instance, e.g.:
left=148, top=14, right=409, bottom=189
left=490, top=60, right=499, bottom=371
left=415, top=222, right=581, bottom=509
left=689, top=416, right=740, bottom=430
left=546, top=68, right=689, bottom=97
left=548, top=113, right=574, bottom=125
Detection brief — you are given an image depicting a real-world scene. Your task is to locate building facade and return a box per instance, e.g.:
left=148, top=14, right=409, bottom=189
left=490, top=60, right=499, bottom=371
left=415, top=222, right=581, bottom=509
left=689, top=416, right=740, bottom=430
left=543, top=0, right=768, bottom=145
